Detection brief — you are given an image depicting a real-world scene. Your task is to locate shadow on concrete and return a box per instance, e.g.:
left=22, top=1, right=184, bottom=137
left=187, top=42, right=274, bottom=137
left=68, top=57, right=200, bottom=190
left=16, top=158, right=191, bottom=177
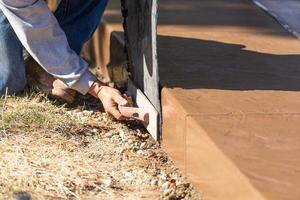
left=158, top=35, right=300, bottom=91
left=105, top=0, right=290, bottom=37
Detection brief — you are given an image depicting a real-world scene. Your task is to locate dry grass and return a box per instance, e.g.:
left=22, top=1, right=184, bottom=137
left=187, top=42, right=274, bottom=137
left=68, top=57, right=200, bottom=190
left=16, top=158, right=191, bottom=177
left=0, top=93, right=200, bottom=200
left=0, top=93, right=103, bottom=199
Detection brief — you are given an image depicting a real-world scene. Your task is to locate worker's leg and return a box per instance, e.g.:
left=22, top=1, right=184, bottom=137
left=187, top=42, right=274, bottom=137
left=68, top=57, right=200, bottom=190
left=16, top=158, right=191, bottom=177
left=54, top=0, right=109, bottom=55
left=0, top=10, right=26, bottom=95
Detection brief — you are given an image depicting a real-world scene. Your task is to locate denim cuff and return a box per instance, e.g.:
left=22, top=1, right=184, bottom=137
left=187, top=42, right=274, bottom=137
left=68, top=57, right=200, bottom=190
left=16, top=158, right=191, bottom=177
left=70, top=69, right=97, bottom=95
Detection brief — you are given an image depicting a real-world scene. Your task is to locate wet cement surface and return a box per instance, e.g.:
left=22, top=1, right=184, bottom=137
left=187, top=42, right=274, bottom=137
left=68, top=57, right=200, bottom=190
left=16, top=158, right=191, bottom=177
left=103, top=0, right=300, bottom=199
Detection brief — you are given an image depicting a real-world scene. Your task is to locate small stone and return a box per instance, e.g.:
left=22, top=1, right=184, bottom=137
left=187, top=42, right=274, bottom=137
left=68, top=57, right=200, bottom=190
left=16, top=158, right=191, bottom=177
left=132, top=147, right=139, bottom=152
left=143, top=150, right=154, bottom=157
left=162, top=181, right=170, bottom=190
left=136, top=129, right=142, bottom=135
left=158, top=179, right=163, bottom=186
left=120, top=179, right=130, bottom=185
left=82, top=110, right=93, bottom=116
left=73, top=108, right=81, bottom=113
left=112, top=135, right=121, bottom=141
left=170, top=179, right=176, bottom=184
left=140, top=142, right=146, bottom=149
left=159, top=172, right=167, bottom=181
left=91, top=128, right=98, bottom=133
left=127, top=139, right=133, bottom=145
left=118, top=148, right=125, bottom=155
left=125, top=143, right=132, bottom=148
left=124, top=172, right=132, bottom=178
left=175, top=180, right=183, bottom=186
left=137, top=150, right=144, bottom=155
left=105, top=131, right=114, bottom=138
left=142, top=134, right=149, bottom=139
left=163, top=188, right=172, bottom=196
left=102, top=178, right=112, bottom=187
left=151, top=179, right=158, bottom=186
left=119, top=129, right=125, bottom=139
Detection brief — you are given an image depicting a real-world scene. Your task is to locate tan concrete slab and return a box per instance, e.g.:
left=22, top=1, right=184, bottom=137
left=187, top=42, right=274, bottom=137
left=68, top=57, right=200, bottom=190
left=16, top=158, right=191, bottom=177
left=185, top=115, right=300, bottom=200
left=161, top=88, right=187, bottom=171
left=102, top=0, right=300, bottom=198
left=163, top=89, right=300, bottom=115
left=156, top=0, right=300, bottom=199
left=185, top=116, right=265, bottom=200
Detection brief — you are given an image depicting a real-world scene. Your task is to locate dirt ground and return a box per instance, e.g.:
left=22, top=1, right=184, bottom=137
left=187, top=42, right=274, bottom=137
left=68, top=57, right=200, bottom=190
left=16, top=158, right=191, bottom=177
left=0, top=92, right=200, bottom=200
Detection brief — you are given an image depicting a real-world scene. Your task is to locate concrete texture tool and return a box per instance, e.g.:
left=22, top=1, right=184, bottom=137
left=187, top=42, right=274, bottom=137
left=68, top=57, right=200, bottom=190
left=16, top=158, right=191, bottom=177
left=121, top=0, right=160, bottom=140
left=125, top=80, right=159, bottom=140
left=117, top=79, right=159, bottom=140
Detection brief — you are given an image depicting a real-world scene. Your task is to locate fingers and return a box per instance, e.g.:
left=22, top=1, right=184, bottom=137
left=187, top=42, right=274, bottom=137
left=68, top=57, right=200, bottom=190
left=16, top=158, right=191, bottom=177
left=118, top=106, right=149, bottom=123
left=107, top=106, right=124, bottom=120
left=97, top=86, right=137, bottom=120
left=113, top=92, right=129, bottom=106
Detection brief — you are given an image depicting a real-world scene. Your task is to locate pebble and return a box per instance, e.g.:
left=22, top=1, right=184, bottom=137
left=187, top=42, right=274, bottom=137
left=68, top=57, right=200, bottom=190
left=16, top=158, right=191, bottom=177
left=140, top=142, right=146, bottom=149
left=91, top=128, right=98, bottom=133
left=142, top=134, right=149, bottom=139
left=120, top=179, right=130, bottom=185
left=111, top=135, right=121, bottom=141
left=102, top=178, right=112, bottom=187
left=136, top=130, right=142, bottom=137
left=159, top=172, right=167, bottom=181
left=175, top=180, right=183, bottom=186
left=105, top=131, right=114, bottom=138
left=131, top=146, right=138, bottom=152
left=158, top=179, right=162, bottom=187
left=163, top=188, right=172, bottom=196
left=82, top=110, right=93, bottom=116
left=151, top=179, right=158, bottom=186
left=125, top=143, right=131, bottom=148
left=119, top=129, right=125, bottom=139
left=137, top=150, right=144, bottom=155
left=162, top=181, right=170, bottom=190
left=127, top=139, right=133, bottom=145
left=124, top=172, right=132, bottom=178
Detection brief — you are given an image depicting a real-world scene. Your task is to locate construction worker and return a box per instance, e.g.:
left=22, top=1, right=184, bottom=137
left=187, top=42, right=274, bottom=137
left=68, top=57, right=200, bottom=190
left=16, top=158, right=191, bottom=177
left=0, top=0, right=133, bottom=120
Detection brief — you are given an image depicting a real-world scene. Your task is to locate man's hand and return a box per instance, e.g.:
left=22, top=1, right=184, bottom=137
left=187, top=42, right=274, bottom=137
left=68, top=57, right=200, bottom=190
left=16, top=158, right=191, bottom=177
left=88, top=80, right=130, bottom=120
left=97, top=86, right=129, bottom=120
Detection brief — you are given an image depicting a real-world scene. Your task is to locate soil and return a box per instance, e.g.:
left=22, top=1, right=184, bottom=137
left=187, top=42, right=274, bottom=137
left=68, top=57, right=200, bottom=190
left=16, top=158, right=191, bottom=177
left=0, top=93, right=201, bottom=200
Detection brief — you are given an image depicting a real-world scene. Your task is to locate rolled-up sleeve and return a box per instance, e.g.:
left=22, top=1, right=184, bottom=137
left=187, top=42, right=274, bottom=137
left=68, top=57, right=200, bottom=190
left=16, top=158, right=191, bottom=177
left=0, top=0, right=96, bottom=94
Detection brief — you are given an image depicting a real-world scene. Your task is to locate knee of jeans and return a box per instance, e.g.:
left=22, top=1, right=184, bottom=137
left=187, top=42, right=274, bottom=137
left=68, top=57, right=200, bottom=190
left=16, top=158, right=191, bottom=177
left=0, top=0, right=38, bottom=8
left=0, top=66, right=26, bottom=95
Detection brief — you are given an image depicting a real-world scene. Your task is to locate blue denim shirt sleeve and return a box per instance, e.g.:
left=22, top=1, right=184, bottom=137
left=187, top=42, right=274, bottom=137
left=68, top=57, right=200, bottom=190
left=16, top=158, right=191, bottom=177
left=0, top=0, right=96, bottom=94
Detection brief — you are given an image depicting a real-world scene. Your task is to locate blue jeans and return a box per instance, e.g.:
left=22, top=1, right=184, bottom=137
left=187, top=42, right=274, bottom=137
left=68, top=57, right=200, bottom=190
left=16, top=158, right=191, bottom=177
left=0, top=0, right=108, bottom=94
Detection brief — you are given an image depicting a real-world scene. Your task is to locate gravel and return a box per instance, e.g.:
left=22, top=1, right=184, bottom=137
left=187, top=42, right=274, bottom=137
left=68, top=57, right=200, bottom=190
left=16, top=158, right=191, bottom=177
left=0, top=94, right=201, bottom=199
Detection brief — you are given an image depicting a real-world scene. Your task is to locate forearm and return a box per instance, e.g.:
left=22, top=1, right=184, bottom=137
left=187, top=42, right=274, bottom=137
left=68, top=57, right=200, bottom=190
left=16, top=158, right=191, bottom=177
left=0, top=0, right=95, bottom=94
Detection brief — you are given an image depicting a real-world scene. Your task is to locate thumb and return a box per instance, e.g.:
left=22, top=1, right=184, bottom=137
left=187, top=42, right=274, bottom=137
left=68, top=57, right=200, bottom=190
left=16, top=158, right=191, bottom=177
left=108, top=106, right=123, bottom=120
